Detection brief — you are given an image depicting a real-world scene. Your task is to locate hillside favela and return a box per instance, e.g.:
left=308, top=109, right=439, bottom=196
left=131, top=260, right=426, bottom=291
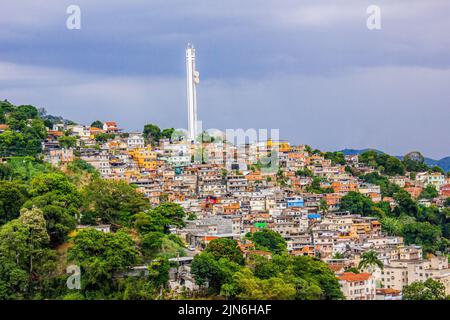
left=2, top=2, right=450, bottom=306
left=1, top=44, right=450, bottom=302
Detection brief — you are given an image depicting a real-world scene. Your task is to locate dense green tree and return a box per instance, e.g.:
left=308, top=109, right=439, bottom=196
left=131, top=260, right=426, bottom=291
left=205, top=238, right=245, bottom=265
left=26, top=173, right=80, bottom=246
left=403, top=278, right=448, bottom=300
left=418, top=205, right=446, bottom=225
left=339, top=191, right=383, bottom=216
left=191, top=253, right=241, bottom=295
left=290, top=256, right=344, bottom=300
left=228, top=269, right=296, bottom=300
left=253, top=255, right=285, bottom=279
left=117, top=277, right=153, bottom=300
left=81, top=179, right=150, bottom=225
left=429, top=166, right=445, bottom=174
left=132, top=203, right=186, bottom=234
left=161, top=128, right=175, bottom=140
left=90, top=120, right=103, bottom=129
left=402, top=152, right=428, bottom=173
left=393, top=189, right=419, bottom=218
left=324, top=152, right=346, bottom=165
left=359, top=150, right=405, bottom=176
left=148, top=258, right=170, bottom=293
left=30, top=173, right=79, bottom=198
left=360, top=172, right=400, bottom=197
left=445, top=198, right=450, bottom=208
left=295, top=168, right=313, bottom=177
left=150, top=202, right=186, bottom=229
left=68, top=229, right=139, bottom=298
left=380, top=216, right=403, bottom=236
left=0, top=208, right=56, bottom=299
left=358, top=250, right=383, bottom=271
left=0, top=157, right=54, bottom=181
left=249, top=229, right=287, bottom=254
left=306, top=177, right=333, bottom=194
left=402, top=221, right=442, bottom=253
left=0, top=103, right=47, bottom=157
left=95, top=132, right=115, bottom=144
left=58, top=135, right=77, bottom=149
left=143, top=124, right=161, bottom=145
left=0, top=181, right=29, bottom=225
left=419, top=185, right=439, bottom=200
left=23, top=196, right=77, bottom=247
left=141, top=232, right=164, bottom=258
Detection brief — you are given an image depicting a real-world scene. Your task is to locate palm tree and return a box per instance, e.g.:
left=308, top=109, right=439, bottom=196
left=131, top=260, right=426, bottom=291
left=358, top=250, right=383, bottom=272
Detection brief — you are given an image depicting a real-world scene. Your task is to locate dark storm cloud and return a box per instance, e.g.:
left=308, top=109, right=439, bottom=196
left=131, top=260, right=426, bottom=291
left=1, top=0, right=449, bottom=158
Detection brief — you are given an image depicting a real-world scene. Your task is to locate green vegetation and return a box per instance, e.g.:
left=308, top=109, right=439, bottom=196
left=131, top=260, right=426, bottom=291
left=359, top=150, right=405, bottom=176
left=324, top=152, right=346, bottom=165
left=295, top=168, right=313, bottom=177
left=246, top=229, right=287, bottom=255
left=419, top=185, right=438, bottom=200
left=0, top=101, right=47, bottom=157
left=340, top=191, right=389, bottom=217
left=0, top=207, right=57, bottom=299
left=402, top=278, right=448, bottom=300
left=80, top=178, right=150, bottom=225
left=191, top=239, right=343, bottom=300
left=68, top=229, right=139, bottom=299
left=358, top=250, right=383, bottom=271
left=0, top=113, right=186, bottom=300
left=306, top=177, right=334, bottom=194
left=205, top=238, right=245, bottom=265
left=58, top=135, right=77, bottom=149
left=359, top=172, right=400, bottom=197
left=95, top=132, right=115, bottom=144
left=90, top=120, right=103, bottom=129
left=143, top=123, right=175, bottom=145
left=340, top=190, right=450, bottom=253
left=402, top=152, right=429, bottom=173
left=0, top=181, right=29, bottom=225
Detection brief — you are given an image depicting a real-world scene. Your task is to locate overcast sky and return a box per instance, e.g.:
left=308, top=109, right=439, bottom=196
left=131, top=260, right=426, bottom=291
left=1, top=0, right=449, bottom=158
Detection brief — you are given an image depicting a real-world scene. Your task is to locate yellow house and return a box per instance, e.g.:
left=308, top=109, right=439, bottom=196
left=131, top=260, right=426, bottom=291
left=266, top=139, right=291, bottom=152
left=129, top=146, right=157, bottom=170
left=351, top=223, right=372, bottom=235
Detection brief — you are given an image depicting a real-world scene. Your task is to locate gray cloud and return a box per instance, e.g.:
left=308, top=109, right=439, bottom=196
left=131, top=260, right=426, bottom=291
left=1, top=0, right=449, bottom=158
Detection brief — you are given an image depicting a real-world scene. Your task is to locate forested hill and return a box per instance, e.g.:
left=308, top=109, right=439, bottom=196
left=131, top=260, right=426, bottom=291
left=0, top=100, right=47, bottom=156
left=340, top=149, right=450, bottom=173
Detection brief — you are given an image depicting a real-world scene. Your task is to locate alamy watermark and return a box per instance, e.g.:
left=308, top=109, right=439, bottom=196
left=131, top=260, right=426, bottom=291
left=367, top=5, right=381, bottom=30
left=66, top=5, right=81, bottom=30
left=66, top=264, right=81, bottom=290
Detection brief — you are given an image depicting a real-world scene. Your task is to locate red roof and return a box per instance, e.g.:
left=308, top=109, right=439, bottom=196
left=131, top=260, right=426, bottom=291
left=376, top=288, right=401, bottom=295
left=338, top=272, right=371, bottom=282
left=203, top=236, right=218, bottom=241
left=329, top=264, right=345, bottom=272
left=48, top=130, right=64, bottom=137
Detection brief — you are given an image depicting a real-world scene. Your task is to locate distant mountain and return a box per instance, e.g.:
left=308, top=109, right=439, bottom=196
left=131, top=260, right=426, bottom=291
left=424, top=157, right=450, bottom=173
left=339, top=149, right=450, bottom=173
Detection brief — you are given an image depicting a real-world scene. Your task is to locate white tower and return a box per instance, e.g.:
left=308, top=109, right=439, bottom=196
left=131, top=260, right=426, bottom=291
left=186, top=43, right=200, bottom=142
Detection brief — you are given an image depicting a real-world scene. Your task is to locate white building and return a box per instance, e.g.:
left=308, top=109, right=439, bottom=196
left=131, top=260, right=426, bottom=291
left=127, top=133, right=145, bottom=150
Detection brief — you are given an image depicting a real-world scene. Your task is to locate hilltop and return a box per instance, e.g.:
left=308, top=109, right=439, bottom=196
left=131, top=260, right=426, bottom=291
left=340, top=149, right=450, bottom=173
